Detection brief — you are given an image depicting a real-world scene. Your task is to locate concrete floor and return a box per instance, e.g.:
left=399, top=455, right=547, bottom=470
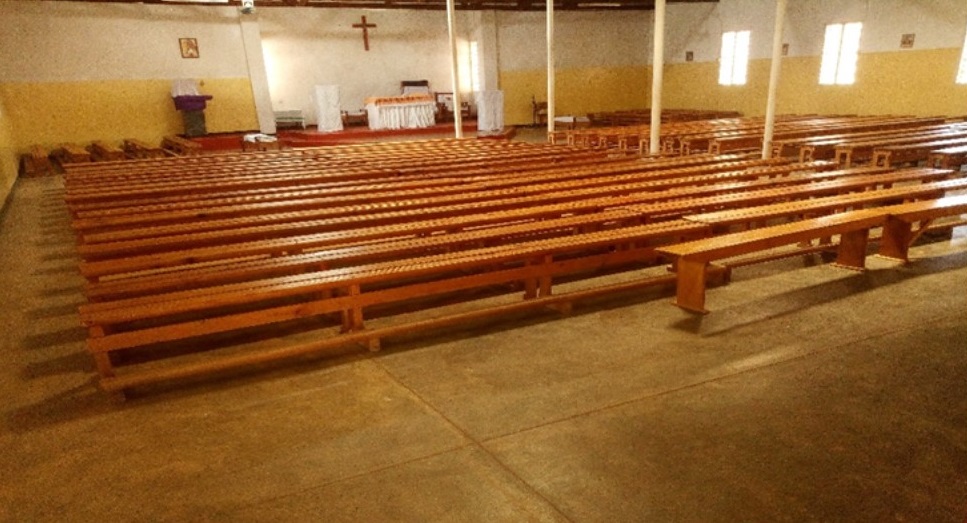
left=2, top=169, right=966, bottom=522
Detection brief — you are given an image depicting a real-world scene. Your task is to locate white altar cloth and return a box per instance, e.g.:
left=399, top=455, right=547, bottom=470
left=366, top=101, right=436, bottom=130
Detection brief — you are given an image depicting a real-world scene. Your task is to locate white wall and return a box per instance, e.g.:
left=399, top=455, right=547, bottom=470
left=664, top=0, right=967, bottom=64
left=495, top=11, right=652, bottom=71
left=0, top=1, right=249, bottom=82
left=258, top=9, right=478, bottom=121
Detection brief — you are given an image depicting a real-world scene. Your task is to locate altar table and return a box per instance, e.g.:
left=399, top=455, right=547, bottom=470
left=365, top=96, right=436, bottom=130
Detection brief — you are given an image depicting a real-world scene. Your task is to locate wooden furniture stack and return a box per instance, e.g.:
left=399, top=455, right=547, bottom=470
left=61, top=128, right=967, bottom=397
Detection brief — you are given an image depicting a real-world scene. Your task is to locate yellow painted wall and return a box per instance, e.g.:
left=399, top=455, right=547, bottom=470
left=0, top=95, right=17, bottom=210
left=663, top=48, right=967, bottom=117
left=500, top=66, right=652, bottom=125
left=0, top=77, right=258, bottom=152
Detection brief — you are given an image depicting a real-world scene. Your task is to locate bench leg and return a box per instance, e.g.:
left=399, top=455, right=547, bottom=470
left=672, top=258, right=710, bottom=314
left=834, top=229, right=870, bottom=270
left=878, top=217, right=913, bottom=262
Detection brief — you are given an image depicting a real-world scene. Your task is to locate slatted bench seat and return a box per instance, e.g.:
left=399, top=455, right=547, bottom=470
left=71, top=162, right=841, bottom=250
left=834, top=127, right=967, bottom=166
left=81, top=219, right=710, bottom=393
left=53, top=143, right=92, bottom=165
left=67, top=157, right=798, bottom=233
left=62, top=149, right=648, bottom=207
left=69, top=159, right=820, bottom=233
left=62, top=147, right=618, bottom=189
left=79, top=170, right=967, bottom=280
left=73, top=165, right=944, bottom=260
left=872, top=136, right=967, bottom=167
left=878, top=194, right=967, bottom=262
left=927, top=144, right=967, bottom=170
left=123, top=139, right=166, bottom=159
left=19, top=145, right=53, bottom=177
left=796, top=124, right=959, bottom=162
left=770, top=118, right=947, bottom=159
left=79, top=208, right=645, bottom=286
left=656, top=210, right=888, bottom=313
left=62, top=149, right=748, bottom=201
left=161, top=135, right=202, bottom=156
left=84, top=208, right=686, bottom=301
left=81, top=164, right=884, bottom=285
left=88, top=141, right=126, bottom=162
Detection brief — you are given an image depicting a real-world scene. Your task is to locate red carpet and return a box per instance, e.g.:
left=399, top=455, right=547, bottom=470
left=192, top=120, right=481, bottom=152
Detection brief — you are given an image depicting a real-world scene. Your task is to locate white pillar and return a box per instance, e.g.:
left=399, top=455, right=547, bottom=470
left=762, top=0, right=788, bottom=159
left=649, top=0, right=666, bottom=155
left=547, top=0, right=555, bottom=136
left=239, top=13, right=276, bottom=135
left=446, top=0, right=464, bottom=138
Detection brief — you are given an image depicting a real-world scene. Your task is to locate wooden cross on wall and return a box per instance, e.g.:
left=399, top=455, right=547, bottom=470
left=352, top=16, right=377, bottom=51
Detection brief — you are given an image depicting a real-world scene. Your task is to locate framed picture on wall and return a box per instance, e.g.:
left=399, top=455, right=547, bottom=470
left=179, top=38, right=200, bottom=59
left=900, top=34, right=915, bottom=49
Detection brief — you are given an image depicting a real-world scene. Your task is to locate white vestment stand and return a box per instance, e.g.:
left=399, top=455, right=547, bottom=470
left=313, top=85, right=343, bottom=133
left=476, top=90, right=504, bottom=132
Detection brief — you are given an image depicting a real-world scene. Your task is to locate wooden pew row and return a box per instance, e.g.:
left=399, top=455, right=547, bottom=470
left=87, top=141, right=126, bottom=162
left=656, top=116, right=951, bottom=158
left=65, top=139, right=534, bottom=179
left=64, top=148, right=631, bottom=205
left=928, top=144, right=967, bottom=170
left=19, top=145, right=54, bottom=177
left=770, top=117, right=947, bottom=159
left=657, top=193, right=967, bottom=313
left=52, top=143, right=92, bottom=165
left=82, top=220, right=711, bottom=393
left=872, top=136, right=967, bottom=167
left=80, top=177, right=967, bottom=394
left=62, top=143, right=622, bottom=195
left=713, top=117, right=949, bottom=156
left=70, top=157, right=808, bottom=229
left=76, top=163, right=864, bottom=279
left=76, top=166, right=943, bottom=277
left=68, top=140, right=528, bottom=177
left=66, top=154, right=770, bottom=216
left=161, top=135, right=203, bottom=156
left=123, top=139, right=166, bottom=159
left=834, top=126, right=967, bottom=166
left=792, top=124, right=967, bottom=163
left=63, top=142, right=551, bottom=185
left=84, top=209, right=646, bottom=301
left=70, top=159, right=817, bottom=241
left=68, top=145, right=967, bottom=396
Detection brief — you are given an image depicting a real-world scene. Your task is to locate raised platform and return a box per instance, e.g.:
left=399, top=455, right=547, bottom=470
left=192, top=120, right=481, bottom=152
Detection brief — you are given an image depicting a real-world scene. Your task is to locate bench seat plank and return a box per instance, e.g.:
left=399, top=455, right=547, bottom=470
left=656, top=210, right=887, bottom=313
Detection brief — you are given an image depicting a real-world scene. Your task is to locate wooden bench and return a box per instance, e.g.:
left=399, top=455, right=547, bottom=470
left=80, top=219, right=709, bottom=393
left=927, top=144, right=967, bottom=170
left=834, top=127, right=967, bottom=166
left=52, top=143, right=92, bottom=165
left=878, top=194, right=967, bottom=262
left=161, top=135, right=202, bottom=156
left=123, top=139, right=166, bottom=159
left=19, top=145, right=53, bottom=177
left=88, top=141, right=126, bottom=162
left=872, top=136, right=967, bottom=167
left=656, top=210, right=887, bottom=313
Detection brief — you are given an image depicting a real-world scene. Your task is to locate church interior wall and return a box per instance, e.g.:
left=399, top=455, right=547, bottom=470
left=0, top=1, right=258, bottom=154
left=257, top=9, right=479, bottom=124
left=1, top=0, right=967, bottom=209
left=660, top=0, right=967, bottom=117
left=495, top=11, right=653, bottom=125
